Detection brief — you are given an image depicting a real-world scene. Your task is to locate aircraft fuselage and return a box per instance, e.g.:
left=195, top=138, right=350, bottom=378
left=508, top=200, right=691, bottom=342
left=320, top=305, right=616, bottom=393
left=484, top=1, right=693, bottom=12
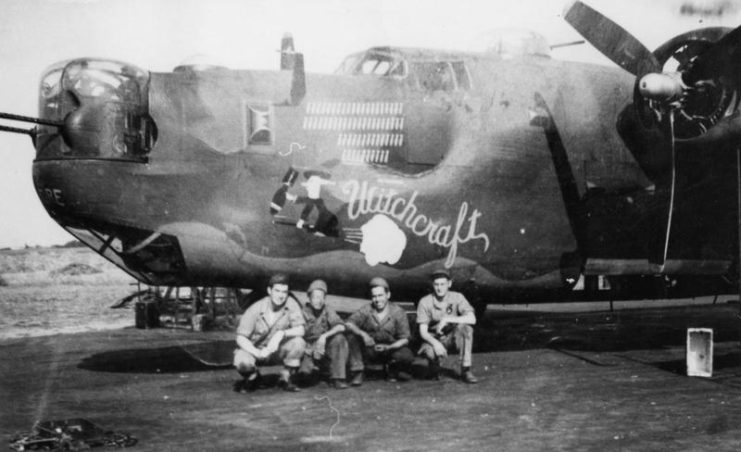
left=30, top=47, right=737, bottom=301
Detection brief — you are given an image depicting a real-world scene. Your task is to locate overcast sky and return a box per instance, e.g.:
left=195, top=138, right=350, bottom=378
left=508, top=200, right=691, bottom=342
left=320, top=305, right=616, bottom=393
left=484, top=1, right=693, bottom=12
left=0, top=0, right=739, bottom=248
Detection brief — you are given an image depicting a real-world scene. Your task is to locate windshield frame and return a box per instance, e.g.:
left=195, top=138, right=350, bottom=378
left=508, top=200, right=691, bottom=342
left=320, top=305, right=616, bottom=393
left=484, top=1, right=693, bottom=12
left=335, top=50, right=408, bottom=78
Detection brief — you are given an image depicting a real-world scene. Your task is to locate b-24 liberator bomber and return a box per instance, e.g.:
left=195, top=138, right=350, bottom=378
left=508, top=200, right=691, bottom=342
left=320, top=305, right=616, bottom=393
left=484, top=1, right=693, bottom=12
left=3, top=1, right=741, bottom=313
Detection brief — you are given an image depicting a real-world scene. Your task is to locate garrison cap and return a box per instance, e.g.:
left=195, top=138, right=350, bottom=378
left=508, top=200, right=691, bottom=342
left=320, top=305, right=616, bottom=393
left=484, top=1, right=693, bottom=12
left=307, top=279, right=328, bottom=294
left=369, top=277, right=390, bottom=290
left=431, top=268, right=451, bottom=280
left=268, top=273, right=290, bottom=287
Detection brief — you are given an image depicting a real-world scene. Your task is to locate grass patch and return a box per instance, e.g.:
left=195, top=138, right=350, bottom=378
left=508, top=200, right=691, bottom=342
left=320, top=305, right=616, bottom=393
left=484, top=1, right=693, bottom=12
left=51, top=263, right=102, bottom=277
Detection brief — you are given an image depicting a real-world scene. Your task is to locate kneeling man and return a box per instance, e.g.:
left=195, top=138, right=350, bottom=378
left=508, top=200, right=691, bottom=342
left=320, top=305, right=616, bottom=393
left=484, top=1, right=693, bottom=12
left=233, top=273, right=305, bottom=392
left=298, top=279, right=350, bottom=389
left=417, top=269, right=478, bottom=383
left=345, top=277, right=414, bottom=385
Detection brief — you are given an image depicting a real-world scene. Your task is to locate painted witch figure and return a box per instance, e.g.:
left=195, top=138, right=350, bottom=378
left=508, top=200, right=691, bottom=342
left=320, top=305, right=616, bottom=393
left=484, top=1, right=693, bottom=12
left=295, top=169, right=336, bottom=232
left=269, top=167, right=340, bottom=237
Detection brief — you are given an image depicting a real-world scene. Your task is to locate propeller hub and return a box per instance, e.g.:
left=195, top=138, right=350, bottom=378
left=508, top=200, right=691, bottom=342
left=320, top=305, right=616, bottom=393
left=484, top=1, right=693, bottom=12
left=638, top=73, right=686, bottom=102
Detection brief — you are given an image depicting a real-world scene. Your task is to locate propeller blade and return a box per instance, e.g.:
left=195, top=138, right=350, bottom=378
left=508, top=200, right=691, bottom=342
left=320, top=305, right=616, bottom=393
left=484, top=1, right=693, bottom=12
left=683, top=25, right=741, bottom=86
left=564, top=1, right=661, bottom=76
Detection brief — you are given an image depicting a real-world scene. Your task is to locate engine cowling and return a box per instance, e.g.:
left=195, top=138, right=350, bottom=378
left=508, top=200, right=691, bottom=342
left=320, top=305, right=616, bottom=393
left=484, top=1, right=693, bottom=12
left=638, top=27, right=739, bottom=142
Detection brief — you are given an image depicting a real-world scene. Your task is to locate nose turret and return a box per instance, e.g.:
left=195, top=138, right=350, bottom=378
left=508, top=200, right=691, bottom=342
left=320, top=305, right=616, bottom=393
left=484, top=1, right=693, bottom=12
left=35, top=58, right=156, bottom=161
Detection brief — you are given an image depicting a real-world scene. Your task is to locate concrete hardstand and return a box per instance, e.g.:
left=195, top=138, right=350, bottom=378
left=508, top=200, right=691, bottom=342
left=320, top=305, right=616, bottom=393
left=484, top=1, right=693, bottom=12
left=3, top=303, right=741, bottom=451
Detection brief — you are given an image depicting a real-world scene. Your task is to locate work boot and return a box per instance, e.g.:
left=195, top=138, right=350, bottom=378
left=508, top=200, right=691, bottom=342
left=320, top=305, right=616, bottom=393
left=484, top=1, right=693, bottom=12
left=384, top=364, right=397, bottom=383
left=278, top=367, right=301, bottom=392
left=233, top=380, right=246, bottom=393
left=328, top=379, right=349, bottom=390
left=395, top=371, right=412, bottom=382
left=427, top=358, right=441, bottom=380
left=278, top=378, right=301, bottom=392
left=350, top=371, right=364, bottom=387
left=461, top=368, right=478, bottom=384
left=296, top=370, right=318, bottom=387
left=386, top=363, right=411, bottom=383
left=234, top=372, right=260, bottom=393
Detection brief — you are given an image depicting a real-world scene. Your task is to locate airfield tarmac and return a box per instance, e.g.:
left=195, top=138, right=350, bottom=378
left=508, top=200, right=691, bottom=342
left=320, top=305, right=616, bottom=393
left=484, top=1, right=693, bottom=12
left=3, top=298, right=741, bottom=451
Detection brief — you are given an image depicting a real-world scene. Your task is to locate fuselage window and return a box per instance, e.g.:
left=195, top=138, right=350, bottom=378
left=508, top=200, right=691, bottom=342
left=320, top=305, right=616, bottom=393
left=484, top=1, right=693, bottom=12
left=412, top=62, right=455, bottom=92
left=388, top=62, right=405, bottom=76
left=451, top=62, right=471, bottom=90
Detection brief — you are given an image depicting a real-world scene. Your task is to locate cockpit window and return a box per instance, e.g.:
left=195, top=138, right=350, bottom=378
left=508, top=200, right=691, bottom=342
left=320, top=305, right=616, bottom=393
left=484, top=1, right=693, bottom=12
left=410, top=61, right=470, bottom=92
left=335, top=53, right=362, bottom=75
left=335, top=51, right=406, bottom=77
left=361, top=59, right=388, bottom=75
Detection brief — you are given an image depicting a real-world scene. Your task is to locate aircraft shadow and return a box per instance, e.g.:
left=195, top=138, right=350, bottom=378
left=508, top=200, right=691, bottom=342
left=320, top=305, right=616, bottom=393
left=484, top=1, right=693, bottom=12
left=77, top=344, right=231, bottom=374
left=473, top=305, right=741, bottom=381
left=473, top=304, right=741, bottom=354
left=76, top=343, right=452, bottom=381
left=652, top=352, right=741, bottom=376
left=77, top=305, right=741, bottom=375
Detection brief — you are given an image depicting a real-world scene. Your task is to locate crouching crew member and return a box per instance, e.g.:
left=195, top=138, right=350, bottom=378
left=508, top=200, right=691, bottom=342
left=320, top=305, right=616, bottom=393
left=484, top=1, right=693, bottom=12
left=298, top=279, right=350, bottom=389
left=233, top=273, right=306, bottom=392
left=345, top=277, right=415, bottom=386
left=417, top=269, right=478, bottom=384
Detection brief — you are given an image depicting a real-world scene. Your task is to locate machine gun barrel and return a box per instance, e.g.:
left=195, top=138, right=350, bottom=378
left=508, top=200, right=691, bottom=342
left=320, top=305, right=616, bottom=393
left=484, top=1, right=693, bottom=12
left=0, top=112, right=63, bottom=127
left=0, top=124, right=35, bottom=136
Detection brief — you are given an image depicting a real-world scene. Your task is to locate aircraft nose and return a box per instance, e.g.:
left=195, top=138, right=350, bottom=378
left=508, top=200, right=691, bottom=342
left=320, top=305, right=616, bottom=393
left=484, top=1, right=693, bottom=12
left=36, top=58, right=155, bottom=161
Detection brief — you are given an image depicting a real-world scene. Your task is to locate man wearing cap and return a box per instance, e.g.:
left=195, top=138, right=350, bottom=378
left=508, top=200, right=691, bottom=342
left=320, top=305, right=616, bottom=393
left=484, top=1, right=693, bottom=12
left=233, top=273, right=306, bottom=392
left=344, top=277, right=414, bottom=385
left=417, top=269, right=478, bottom=384
left=297, top=279, right=350, bottom=389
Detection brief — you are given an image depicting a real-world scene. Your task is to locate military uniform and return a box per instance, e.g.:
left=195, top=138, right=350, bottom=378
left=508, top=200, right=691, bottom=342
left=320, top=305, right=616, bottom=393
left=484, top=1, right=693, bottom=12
left=298, top=301, right=349, bottom=381
left=233, top=296, right=306, bottom=372
left=417, top=291, right=475, bottom=369
left=346, top=303, right=414, bottom=376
